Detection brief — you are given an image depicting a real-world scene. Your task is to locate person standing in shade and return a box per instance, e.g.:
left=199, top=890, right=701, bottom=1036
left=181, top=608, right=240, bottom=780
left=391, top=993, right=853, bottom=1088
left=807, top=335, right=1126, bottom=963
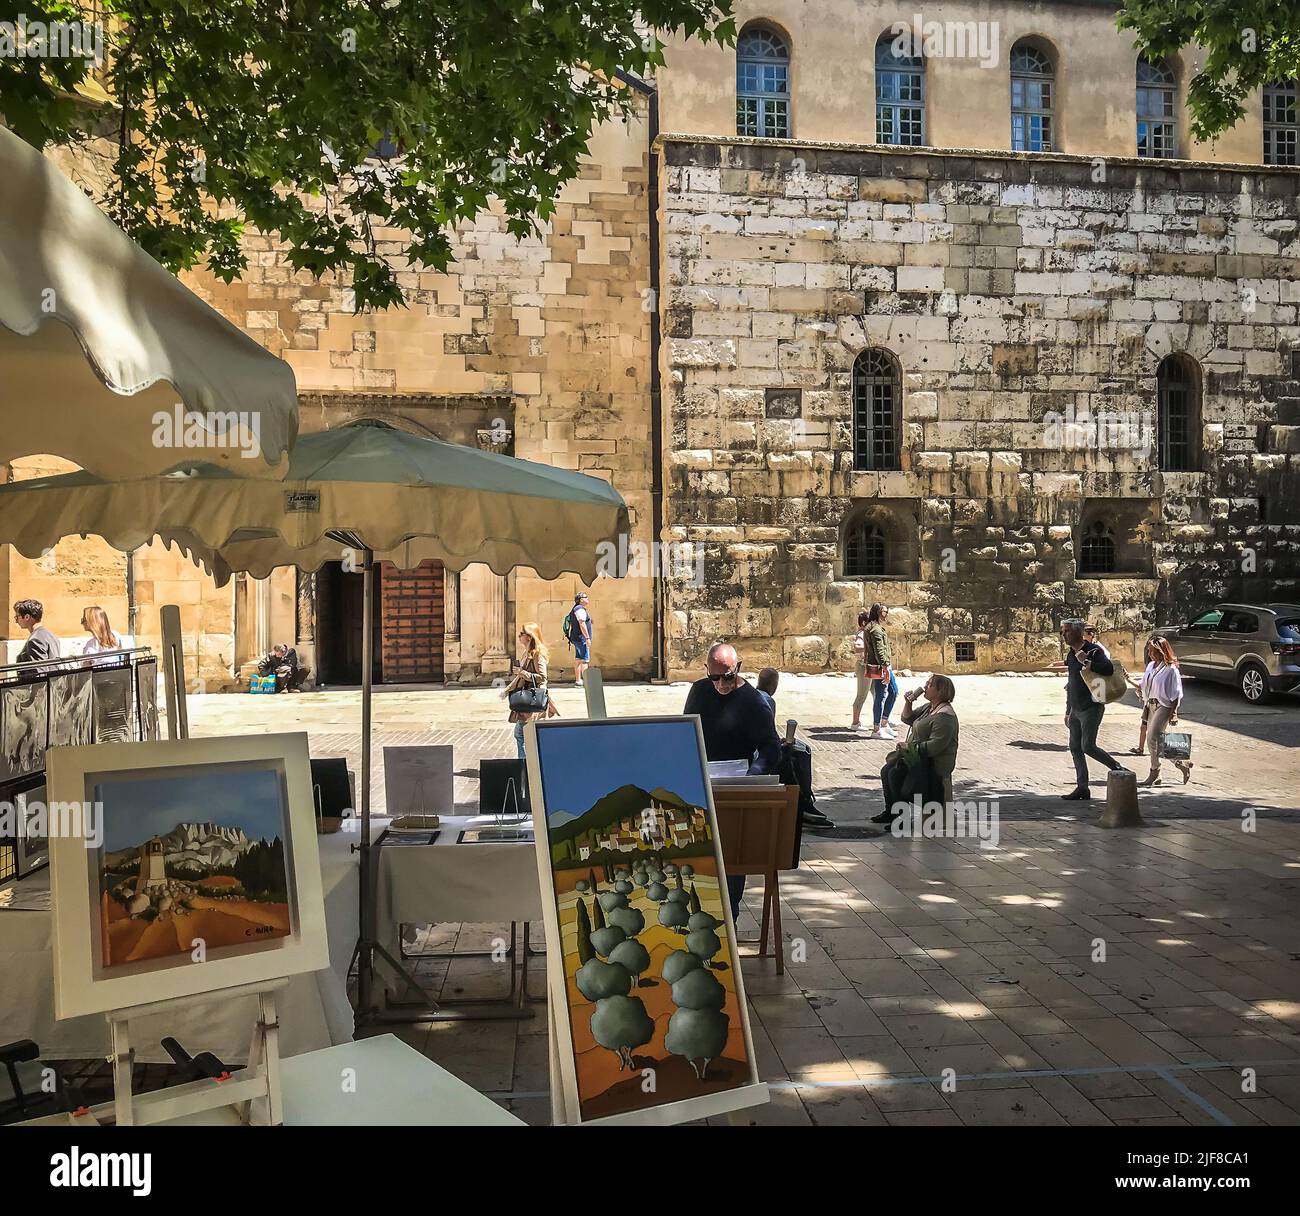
left=1060, top=619, right=1124, bottom=800
left=506, top=622, right=557, bottom=760
left=565, top=592, right=593, bottom=687
left=13, top=599, right=60, bottom=663
left=755, top=666, right=780, bottom=717
left=864, top=603, right=898, bottom=740
left=684, top=643, right=781, bottom=922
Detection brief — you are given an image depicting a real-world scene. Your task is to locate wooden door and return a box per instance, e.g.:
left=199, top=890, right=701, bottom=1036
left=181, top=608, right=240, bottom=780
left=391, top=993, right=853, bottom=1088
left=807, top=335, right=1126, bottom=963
left=378, top=559, right=444, bottom=682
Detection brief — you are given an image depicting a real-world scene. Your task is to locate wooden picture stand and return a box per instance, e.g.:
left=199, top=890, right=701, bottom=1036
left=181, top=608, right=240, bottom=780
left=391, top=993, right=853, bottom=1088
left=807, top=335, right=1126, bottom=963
left=81, top=980, right=287, bottom=1127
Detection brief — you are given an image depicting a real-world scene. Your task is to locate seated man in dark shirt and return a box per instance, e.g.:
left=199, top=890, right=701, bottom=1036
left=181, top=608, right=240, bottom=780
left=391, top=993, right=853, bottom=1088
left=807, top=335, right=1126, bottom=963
left=258, top=643, right=300, bottom=693
left=684, top=643, right=781, bottom=922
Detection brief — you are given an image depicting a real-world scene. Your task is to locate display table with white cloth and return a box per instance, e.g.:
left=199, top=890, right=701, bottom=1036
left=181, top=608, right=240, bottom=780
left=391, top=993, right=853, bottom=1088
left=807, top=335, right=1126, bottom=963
left=0, top=838, right=359, bottom=1063
left=370, top=814, right=543, bottom=949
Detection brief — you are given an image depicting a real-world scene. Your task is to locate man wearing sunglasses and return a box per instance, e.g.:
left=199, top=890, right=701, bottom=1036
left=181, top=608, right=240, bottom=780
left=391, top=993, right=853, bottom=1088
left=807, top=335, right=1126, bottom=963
left=684, top=642, right=782, bottom=921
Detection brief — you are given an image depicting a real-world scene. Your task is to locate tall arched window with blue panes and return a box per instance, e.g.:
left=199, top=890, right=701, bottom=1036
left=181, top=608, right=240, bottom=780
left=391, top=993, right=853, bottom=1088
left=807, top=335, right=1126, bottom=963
left=875, top=33, right=924, bottom=145
left=1010, top=41, right=1055, bottom=152
left=736, top=25, right=791, bottom=139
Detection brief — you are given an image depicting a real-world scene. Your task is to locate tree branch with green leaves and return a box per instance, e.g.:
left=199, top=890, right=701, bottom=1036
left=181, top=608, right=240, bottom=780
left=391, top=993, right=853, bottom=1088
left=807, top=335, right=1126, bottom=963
left=1, top=1, right=734, bottom=310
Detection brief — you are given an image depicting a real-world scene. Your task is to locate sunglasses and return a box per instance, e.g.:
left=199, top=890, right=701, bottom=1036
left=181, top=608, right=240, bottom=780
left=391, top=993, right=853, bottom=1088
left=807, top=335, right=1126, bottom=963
left=706, top=669, right=738, bottom=682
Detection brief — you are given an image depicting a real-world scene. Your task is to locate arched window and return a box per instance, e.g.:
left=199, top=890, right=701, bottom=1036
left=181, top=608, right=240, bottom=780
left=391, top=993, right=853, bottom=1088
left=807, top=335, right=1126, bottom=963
left=1157, top=354, right=1201, bottom=471
left=852, top=348, right=902, bottom=471
left=1078, top=520, right=1116, bottom=575
left=1264, top=80, right=1298, bottom=166
left=875, top=33, right=924, bottom=145
left=736, top=25, right=791, bottom=139
left=1010, top=41, right=1055, bottom=152
left=845, top=520, right=888, bottom=578
left=1136, top=56, right=1177, bottom=158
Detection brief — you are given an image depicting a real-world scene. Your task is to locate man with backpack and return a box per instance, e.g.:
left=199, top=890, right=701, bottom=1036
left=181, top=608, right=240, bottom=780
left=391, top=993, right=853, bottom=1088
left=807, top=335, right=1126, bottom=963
left=563, top=592, right=593, bottom=686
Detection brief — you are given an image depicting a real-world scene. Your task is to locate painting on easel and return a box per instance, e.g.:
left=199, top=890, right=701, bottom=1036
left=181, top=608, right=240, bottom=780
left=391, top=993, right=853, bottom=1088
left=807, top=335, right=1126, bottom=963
left=527, top=716, right=763, bottom=1124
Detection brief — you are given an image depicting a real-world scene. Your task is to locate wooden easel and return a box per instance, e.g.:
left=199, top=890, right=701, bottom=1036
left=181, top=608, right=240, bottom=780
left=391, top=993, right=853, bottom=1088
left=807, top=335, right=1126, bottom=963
left=86, top=979, right=286, bottom=1127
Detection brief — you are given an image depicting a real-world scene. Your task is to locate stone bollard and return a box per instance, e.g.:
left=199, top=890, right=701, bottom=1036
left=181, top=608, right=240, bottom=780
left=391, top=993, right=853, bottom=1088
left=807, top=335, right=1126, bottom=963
left=1099, top=768, right=1142, bottom=828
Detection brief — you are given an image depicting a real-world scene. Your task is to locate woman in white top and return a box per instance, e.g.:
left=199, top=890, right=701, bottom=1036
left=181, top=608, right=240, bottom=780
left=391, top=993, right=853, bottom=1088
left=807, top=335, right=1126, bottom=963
left=1129, top=635, right=1192, bottom=786
left=81, top=605, right=122, bottom=656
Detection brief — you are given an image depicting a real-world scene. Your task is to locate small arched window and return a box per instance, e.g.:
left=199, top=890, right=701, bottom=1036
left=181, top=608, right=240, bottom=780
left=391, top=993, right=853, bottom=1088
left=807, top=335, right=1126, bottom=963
left=1137, top=56, right=1177, bottom=158
left=1263, top=80, right=1298, bottom=166
left=736, top=25, right=791, bottom=139
left=845, top=519, right=888, bottom=578
left=875, top=33, right=925, bottom=145
left=852, top=348, right=902, bottom=471
left=1157, top=354, right=1201, bottom=471
left=1010, top=42, right=1055, bottom=152
left=1079, top=520, right=1117, bottom=575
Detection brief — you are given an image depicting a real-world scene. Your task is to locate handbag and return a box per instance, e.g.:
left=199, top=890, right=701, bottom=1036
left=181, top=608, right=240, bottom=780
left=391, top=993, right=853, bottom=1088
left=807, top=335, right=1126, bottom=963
left=865, top=664, right=886, bottom=680
left=1160, top=731, right=1192, bottom=761
left=1085, top=661, right=1129, bottom=705
left=508, top=671, right=549, bottom=713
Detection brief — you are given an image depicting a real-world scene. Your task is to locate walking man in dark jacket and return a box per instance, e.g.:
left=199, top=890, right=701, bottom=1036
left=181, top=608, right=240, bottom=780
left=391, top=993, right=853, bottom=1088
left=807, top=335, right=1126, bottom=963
left=1060, top=619, right=1123, bottom=800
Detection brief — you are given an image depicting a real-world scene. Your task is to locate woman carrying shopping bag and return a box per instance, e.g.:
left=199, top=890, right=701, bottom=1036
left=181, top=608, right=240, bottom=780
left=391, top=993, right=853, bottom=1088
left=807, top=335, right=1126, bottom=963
left=1130, top=635, right=1193, bottom=787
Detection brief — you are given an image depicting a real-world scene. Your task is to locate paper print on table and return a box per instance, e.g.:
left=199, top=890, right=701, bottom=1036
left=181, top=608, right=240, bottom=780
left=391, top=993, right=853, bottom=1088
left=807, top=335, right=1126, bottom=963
left=382, top=745, right=454, bottom=816
left=0, top=681, right=49, bottom=781
left=92, top=666, right=134, bottom=744
left=531, top=717, right=757, bottom=1122
left=94, top=764, right=291, bottom=970
left=48, top=671, right=94, bottom=748
left=135, top=659, right=160, bottom=741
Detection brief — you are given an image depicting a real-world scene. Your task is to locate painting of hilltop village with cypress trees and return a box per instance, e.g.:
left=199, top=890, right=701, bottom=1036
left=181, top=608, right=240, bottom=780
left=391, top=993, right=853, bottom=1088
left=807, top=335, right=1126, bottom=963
left=532, top=717, right=754, bottom=1122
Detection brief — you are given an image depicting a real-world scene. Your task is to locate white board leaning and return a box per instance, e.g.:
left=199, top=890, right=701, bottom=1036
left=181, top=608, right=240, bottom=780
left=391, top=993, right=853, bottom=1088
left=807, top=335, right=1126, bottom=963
left=46, top=732, right=329, bottom=1020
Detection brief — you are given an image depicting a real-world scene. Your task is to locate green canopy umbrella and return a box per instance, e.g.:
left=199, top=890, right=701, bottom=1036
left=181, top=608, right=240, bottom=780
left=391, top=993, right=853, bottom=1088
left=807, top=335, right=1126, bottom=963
left=0, top=421, right=629, bottom=1018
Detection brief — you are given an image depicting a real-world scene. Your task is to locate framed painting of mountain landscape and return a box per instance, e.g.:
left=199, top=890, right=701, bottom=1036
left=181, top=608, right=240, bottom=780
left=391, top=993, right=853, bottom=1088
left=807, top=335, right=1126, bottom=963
left=46, top=732, right=328, bottom=1019
left=526, top=715, right=766, bottom=1126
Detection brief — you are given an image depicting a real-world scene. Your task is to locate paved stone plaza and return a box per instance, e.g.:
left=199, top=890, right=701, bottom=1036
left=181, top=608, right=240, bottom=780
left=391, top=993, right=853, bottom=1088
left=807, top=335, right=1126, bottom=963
left=189, top=674, right=1300, bottom=1125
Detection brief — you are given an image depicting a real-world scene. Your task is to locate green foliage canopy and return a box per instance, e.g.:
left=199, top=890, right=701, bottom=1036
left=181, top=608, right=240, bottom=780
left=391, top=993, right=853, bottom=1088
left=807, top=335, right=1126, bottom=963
left=1119, top=1, right=1300, bottom=141
left=1, top=0, right=734, bottom=310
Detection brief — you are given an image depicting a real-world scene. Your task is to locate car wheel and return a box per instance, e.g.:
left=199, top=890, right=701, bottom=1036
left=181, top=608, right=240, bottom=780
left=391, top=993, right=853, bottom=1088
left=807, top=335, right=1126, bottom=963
left=1239, top=664, right=1271, bottom=705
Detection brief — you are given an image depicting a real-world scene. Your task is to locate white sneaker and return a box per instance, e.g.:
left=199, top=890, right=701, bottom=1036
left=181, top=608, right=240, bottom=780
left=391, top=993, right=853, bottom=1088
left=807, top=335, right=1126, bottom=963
left=878, top=725, right=898, bottom=740
left=575, top=680, right=584, bottom=687
left=850, top=722, right=863, bottom=731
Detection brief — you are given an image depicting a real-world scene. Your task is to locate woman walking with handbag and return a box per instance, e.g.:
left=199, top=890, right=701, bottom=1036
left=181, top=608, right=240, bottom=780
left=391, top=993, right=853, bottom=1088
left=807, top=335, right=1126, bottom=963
left=863, top=603, right=898, bottom=739
left=505, top=622, right=558, bottom=760
left=1135, top=635, right=1193, bottom=787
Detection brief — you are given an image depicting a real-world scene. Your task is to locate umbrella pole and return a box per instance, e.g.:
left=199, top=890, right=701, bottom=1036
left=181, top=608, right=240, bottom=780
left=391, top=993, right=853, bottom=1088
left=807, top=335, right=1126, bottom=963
left=357, top=547, right=376, bottom=1015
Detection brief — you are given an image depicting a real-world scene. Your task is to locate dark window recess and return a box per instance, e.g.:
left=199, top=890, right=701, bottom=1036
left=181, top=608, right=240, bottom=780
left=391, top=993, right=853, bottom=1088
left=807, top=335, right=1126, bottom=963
left=1259, top=496, right=1268, bottom=523
left=845, top=520, right=887, bottom=577
left=1158, top=354, right=1200, bottom=471
left=1079, top=519, right=1117, bottom=574
left=853, top=348, right=902, bottom=471
left=954, top=641, right=976, bottom=663
left=765, top=387, right=802, bottom=419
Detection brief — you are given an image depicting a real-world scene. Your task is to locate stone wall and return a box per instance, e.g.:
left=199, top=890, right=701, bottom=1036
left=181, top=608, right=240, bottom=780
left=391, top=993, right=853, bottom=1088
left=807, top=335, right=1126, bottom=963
left=659, top=136, right=1300, bottom=676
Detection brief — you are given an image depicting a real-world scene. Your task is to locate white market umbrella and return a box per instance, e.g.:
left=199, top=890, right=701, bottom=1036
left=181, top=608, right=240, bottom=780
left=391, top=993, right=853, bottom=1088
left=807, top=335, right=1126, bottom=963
left=0, top=420, right=629, bottom=1016
left=0, top=125, right=297, bottom=477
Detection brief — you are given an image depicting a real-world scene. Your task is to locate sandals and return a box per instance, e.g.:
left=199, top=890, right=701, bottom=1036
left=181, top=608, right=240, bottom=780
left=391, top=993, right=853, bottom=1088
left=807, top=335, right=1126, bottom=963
left=1129, top=746, right=1145, bottom=755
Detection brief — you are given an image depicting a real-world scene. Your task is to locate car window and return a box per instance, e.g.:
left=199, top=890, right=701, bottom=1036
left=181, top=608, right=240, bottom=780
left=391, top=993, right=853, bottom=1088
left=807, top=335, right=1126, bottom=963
left=1222, top=612, right=1259, bottom=634
left=1188, top=610, right=1223, bottom=630
left=1277, top=619, right=1300, bottom=643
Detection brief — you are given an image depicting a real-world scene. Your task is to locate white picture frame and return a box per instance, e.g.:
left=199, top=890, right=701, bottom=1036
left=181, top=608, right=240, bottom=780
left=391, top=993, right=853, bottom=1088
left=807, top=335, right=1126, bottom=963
left=526, top=714, right=767, bottom=1126
left=46, top=732, right=329, bottom=1020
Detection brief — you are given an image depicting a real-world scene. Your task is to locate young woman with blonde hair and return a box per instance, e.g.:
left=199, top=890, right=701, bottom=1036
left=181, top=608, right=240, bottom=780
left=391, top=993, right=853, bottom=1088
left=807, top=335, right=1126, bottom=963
left=81, top=606, right=122, bottom=655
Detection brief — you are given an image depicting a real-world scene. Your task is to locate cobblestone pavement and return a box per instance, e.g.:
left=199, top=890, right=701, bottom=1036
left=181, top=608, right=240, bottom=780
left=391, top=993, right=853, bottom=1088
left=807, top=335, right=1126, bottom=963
left=187, top=674, right=1300, bottom=1125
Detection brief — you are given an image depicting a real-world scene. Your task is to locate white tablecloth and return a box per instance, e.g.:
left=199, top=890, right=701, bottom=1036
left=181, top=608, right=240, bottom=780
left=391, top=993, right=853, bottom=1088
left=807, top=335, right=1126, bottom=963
left=373, top=815, right=543, bottom=938
left=0, top=838, right=359, bottom=1064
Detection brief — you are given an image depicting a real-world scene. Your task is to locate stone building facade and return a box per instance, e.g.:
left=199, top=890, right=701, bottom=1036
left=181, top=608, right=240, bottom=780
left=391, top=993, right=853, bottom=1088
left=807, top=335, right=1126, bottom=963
left=659, top=136, right=1300, bottom=673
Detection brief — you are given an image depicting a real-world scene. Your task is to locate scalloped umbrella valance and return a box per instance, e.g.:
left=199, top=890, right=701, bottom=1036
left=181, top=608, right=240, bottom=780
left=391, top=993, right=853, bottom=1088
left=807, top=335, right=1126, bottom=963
left=0, top=420, right=629, bottom=583
left=0, top=125, right=297, bottom=478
